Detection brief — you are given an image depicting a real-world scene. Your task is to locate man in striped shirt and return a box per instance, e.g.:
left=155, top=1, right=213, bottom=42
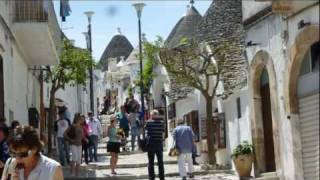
left=146, top=110, right=165, bottom=180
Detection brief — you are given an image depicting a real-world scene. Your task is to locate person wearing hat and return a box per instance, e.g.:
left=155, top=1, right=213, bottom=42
left=172, top=118, right=195, bottom=180
left=0, top=125, right=9, bottom=177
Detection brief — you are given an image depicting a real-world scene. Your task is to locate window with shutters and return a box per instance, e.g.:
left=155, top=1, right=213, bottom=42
left=213, top=113, right=226, bottom=148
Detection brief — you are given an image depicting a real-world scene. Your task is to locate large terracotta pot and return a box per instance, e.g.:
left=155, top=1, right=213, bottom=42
left=232, top=154, right=253, bottom=177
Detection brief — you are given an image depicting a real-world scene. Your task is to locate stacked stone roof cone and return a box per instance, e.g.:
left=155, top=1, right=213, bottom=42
left=164, top=5, right=202, bottom=101
left=197, top=0, right=248, bottom=97
left=99, top=33, right=134, bottom=71
left=163, top=0, right=248, bottom=101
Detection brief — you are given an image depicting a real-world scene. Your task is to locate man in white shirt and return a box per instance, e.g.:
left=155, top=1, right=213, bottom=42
left=54, top=111, right=71, bottom=166
left=87, top=112, right=102, bottom=162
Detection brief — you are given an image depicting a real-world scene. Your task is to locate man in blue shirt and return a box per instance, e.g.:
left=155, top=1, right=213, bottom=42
left=172, top=118, right=195, bottom=180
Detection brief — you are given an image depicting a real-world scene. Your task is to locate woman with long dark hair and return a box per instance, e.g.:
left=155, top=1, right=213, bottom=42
left=64, top=113, right=83, bottom=177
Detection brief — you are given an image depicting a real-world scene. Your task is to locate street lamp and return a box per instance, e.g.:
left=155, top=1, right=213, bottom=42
left=84, top=11, right=95, bottom=113
left=132, top=3, right=146, bottom=126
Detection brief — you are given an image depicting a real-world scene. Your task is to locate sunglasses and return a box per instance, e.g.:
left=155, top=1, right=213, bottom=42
left=10, top=150, right=31, bottom=158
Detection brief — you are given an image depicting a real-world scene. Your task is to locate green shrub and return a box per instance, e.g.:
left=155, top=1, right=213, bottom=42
left=231, top=141, right=253, bottom=158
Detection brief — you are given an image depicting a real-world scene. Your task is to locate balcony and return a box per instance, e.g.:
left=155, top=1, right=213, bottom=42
left=12, top=0, right=61, bottom=65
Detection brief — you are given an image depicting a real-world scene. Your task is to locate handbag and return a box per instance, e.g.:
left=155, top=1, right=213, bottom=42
left=168, top=139, right=180, bottom=156
left=138, top=135, right=149, bottom=152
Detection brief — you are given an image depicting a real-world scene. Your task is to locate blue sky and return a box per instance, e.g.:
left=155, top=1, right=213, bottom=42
left=53, top=1, right=212, bottom=62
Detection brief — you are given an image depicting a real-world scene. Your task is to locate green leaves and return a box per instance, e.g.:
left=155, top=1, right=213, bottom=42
left=231, top=141, right=254, bottom=158
left=45, top=39, right=95, bottom=92
left=134, top=37, right=164, bottom=92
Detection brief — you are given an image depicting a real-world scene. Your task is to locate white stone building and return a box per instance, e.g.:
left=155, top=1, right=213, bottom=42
left=239, top=1, right=319, bottom=179
left=0, top=0, right=60, bottom=125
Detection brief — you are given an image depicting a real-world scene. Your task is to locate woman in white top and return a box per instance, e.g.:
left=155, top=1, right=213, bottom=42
left=1, top=126, right=63, bottom=180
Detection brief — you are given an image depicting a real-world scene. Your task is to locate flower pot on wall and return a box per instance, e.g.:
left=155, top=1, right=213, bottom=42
left=233, top=154, right=253, bottom=177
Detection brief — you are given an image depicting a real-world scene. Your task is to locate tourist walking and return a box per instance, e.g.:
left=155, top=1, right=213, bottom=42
left=81, top=115, right=90, bottom=164
left=55, top=111, right=71, bottom=166
left=0, top=125, right=9, bottom=177
left=116, top=106, right=129, bottom=151
left=107, top=116, right=121, bottom=175
left=87, top=112, right=102, bottom=162
left=64, top=113, right=84, bottom=177
left=128, top=112, right=140, bottom=151
left=1, top=126, right=63, bottom=180
left=145, top=110, right=165, bottom=180
left=172, top=118, right=195, bottom=180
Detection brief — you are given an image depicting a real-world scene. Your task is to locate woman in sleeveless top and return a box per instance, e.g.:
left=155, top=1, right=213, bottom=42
left=1, top=126, right=63, bottom=180
left=107, top=116, right=121, bottom=175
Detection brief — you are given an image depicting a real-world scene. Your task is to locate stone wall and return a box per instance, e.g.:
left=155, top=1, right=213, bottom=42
left=197, top=0, right=248, bottom=97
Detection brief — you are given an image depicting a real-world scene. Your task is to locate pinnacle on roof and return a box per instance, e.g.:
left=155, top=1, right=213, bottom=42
left=98, top=29, right=133, bottom=71
left=164, top=2, right=202, bottom=48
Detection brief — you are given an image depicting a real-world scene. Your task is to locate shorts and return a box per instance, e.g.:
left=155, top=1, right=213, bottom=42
left=70, top=145, right=82, bottom=164
left=107, top=142, right=121, bottom=153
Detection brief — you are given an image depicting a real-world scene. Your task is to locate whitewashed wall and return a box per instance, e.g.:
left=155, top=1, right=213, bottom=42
left=244, top=4, right=319, bottom=179
left=1, top=7, right=41, bottom=125
left=222, top=88, right=251, bottom=168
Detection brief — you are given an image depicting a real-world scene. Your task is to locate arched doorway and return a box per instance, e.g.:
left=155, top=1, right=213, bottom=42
left=250, top=51, right=281, bottom=175
left=0, top=55, right=4, bottom=119
left=260, top=69, right=276, bottom=172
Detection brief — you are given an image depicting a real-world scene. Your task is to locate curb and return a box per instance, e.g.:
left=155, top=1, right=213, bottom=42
left=85, top=160, right=178, bottom=169
left=64, top=169, right=233, bottom=180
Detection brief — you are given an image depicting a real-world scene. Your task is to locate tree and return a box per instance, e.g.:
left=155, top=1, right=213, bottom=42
left=158, top=38, right=232, bottom=165
left=133, top=38, right=162, bottom=109
left=44, top=39, right=94, bottom=154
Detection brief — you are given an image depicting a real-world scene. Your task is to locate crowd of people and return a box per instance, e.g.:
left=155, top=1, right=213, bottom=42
left=0, top=95, right=199, bottom=180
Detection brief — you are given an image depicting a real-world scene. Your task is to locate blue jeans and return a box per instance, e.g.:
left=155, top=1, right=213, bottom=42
left=131, top=127, right=139, bottom=151
left=57, top=137, right=70, bottom=166
left=89, top=135, right=98, bottom=161
left=147, top=140, right=165, bottom=180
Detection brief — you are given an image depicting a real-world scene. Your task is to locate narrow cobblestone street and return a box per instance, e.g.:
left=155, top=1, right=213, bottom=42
left=61, top=140, right=236, bottom=180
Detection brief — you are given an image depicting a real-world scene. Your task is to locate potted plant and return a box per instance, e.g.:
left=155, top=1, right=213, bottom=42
left=231, top=141, right=254, bottom=178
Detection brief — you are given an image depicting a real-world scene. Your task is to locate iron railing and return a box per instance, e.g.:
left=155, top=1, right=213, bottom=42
left=13, top=0, right=49, bottom=22
left=13, top=0, right=61, bottom=56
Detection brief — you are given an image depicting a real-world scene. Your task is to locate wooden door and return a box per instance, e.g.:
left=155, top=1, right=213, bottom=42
left=261, top=83, right=276, bottom=172
left=0, top=56, right=4, bottom=119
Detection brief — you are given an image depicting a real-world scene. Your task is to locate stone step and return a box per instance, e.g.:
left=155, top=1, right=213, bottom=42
left=86, top=160, right=178, bottom=169
left=63, top=164, right=232, bottom=180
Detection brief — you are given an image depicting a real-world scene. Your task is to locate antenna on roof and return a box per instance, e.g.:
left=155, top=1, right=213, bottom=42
left=117, top=27, right=122, bottom=35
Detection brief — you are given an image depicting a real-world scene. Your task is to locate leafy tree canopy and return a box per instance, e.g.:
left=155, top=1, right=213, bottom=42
left=44, top=39, right=95, bottom=92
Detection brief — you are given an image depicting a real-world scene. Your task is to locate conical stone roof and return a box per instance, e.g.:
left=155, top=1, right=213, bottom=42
left=165, top=6, right=202, bottom=48
left=164, top=5, right=202, bottom=101
left=197, top=0, right=248, bottom=97
left=99, top=32, right=134, bottom=71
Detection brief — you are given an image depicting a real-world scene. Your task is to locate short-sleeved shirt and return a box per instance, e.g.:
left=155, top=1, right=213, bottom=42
left=173, top=125, right=194, bottom=153
left=56, top=119, right=70, bottom=138
left=146, top=120, right=165, bottom=141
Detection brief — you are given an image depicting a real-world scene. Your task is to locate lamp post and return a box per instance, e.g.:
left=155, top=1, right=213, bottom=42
left=132, top=3, right=146, bottom=128
left=84, top=11, right=95, bottom=113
